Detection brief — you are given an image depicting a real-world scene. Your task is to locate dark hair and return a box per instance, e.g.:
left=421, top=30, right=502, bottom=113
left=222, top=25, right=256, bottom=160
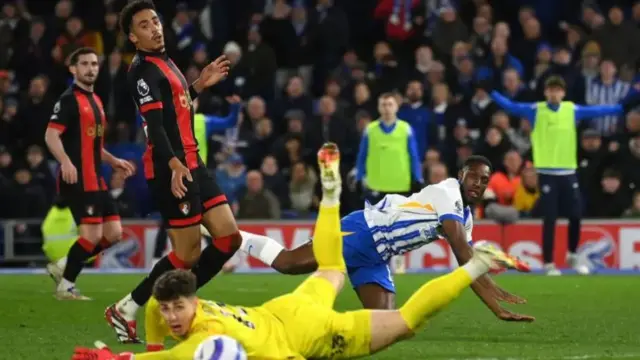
left=119, top=0, right=156, bottom=34
left=463, top=155, right=493, bottom=173
left=544, top=75, right=566, bottom=90
left=152, top=269, right=197, bottom=301
left=68, top=47, right=97, bottom=66
left=602, top=168, right=621, bottom=179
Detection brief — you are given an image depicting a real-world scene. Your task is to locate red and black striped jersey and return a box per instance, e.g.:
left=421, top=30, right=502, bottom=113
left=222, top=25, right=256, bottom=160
left=47, top=84, right=107, bottom=192
left=127, top=50, right=199, bottom=179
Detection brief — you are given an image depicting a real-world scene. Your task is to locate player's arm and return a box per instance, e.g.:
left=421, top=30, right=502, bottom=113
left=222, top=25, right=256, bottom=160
left=45, top=96, right=78, bottom=184
left=574, top=103, right=623, bottom=121
left=135, top=322, right=224, bottom=360
left=189, top=55, right=231, bottom=99
left=204, top=101, right=242, bottom=135
left=441, top=217, right=527, bottom=319
left=489, top=90, right=537, bottom=125
left=131, top=66, right=178, bottom=168
left=102, top=149, right=135, bottom=177
left=407, top=128, right=424, bottom=185
left=45, top=96, right=74, bottom=164
left=431, top=188, right=523, bottom=318
left=355, top=129, right=369, bottom=183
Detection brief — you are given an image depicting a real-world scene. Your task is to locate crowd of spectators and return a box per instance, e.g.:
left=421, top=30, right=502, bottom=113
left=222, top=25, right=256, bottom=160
left=2, top=0, right=640, bottom=221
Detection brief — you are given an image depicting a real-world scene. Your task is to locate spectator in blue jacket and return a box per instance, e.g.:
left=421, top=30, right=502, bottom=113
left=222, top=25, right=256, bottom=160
left=476, top=36, right=524, bottom=89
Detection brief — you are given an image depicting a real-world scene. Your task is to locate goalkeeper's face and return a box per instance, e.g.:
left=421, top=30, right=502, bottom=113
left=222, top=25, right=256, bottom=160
left=158, top=296, right=198, bottom=336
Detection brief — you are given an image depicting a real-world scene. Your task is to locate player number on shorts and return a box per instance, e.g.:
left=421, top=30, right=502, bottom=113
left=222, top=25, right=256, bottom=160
left=202, top=301, right=256, bottom=330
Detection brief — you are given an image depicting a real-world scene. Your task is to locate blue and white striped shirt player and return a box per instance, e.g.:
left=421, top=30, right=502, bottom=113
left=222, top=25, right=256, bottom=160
left=363, top=178, right=473, bottom=262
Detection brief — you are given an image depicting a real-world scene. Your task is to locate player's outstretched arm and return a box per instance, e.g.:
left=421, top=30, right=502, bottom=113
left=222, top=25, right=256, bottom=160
left=442, top=220, right=533, bottom=321
left=190, top=55, right=230, bottom=97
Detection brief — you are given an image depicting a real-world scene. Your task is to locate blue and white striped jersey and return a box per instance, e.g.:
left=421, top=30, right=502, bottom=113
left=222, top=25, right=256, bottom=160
left=363, top=178, right=473, bottom=261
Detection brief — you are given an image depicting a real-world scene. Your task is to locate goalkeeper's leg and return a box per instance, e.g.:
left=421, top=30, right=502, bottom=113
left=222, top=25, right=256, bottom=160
left=291, top=142, right=345, bottom=306
left=367, top=243, right=530, bottom=354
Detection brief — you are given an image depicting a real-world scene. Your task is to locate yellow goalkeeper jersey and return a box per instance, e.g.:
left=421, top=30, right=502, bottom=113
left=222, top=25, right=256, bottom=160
left=144, top=298, right=303, bottom=360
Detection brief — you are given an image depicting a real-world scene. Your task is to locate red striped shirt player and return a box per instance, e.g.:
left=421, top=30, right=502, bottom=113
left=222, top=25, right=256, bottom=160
left=105, top=0, right=243, bottom=343
left=44, top=47, right=135, bottom=300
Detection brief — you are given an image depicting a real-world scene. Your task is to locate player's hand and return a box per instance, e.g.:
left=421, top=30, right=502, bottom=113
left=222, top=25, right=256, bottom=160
left=61, top=160, right=78, bottom=184
left=71, top=341, right=134, bottom=360
left=199, top=55, right=231, bottom=88
left=225, top=95, right=242, bottom=104
left=496, top=308, right=535, bottom=322
left=495, top=286, right=527, bottom=304
left=111, top=159, right=136, bottom=178
left=169, top=158, right=192, bottom=199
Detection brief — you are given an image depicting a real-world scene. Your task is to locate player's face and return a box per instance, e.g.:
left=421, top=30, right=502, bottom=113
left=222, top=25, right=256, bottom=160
left=378, top=97, right=398, bottom=118
left=158, top=296, right=198, bottom=336
left=130, top=9, right=165, bottom=52
left=458, top=163, right=490, bottom=203
left=544, top=86, right=566, bottom=104
left=70, top=53, right=99, bottom=86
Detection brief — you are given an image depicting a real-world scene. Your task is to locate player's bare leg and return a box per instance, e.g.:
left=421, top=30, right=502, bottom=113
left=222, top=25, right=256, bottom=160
left=201, top=225, right=317, bottom=275
left=367, top=243, right=532, bottom=354
left=106, top=225, right=202, bottom=343
left=271, top=241, right=317, bottom=275
left=355, top=284, right=396, bottom=309
left=48, top=223, right=105, bottom=300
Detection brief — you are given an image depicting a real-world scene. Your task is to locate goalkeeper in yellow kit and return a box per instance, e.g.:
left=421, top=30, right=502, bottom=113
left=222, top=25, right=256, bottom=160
left=72, top=142, right=530, bottom=360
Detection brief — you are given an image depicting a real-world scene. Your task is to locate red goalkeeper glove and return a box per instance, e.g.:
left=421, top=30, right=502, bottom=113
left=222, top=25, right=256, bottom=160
left=72, top=341, right=134, bottom=360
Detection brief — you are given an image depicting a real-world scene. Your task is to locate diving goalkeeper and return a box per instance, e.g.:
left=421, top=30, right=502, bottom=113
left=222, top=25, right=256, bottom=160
left=71, top=142, right=530, bottom=360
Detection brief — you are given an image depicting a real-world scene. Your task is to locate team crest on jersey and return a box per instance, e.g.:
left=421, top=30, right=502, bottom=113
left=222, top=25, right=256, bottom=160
left=86, top=205, right=94, bottom=216
left=179, top=201, right=191, bottom=215
left=137, top=78, right=150, bottom=96
left=454, top=200, right=463, bottom=214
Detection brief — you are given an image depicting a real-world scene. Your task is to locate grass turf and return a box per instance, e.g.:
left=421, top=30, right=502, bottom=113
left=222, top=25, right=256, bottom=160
left=1, top=273, right=639, bottom=360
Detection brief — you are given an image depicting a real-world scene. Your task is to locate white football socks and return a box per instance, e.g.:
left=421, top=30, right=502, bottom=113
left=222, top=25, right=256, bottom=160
left=461, top=257, right=490, bottom=280
left=117, top=293, right=140, bottom=319
left=58, top=278, right=75, bottom=292
left=239, top=230, right=284, bottom=266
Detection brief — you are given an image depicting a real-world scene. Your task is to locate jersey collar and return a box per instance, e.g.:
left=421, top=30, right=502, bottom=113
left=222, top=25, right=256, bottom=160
left=71, top=83, right=93, bottom=94
left=137, top=49, right=168, bottom=59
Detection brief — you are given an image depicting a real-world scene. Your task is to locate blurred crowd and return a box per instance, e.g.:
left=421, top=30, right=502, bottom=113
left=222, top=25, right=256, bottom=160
left=2, top=0, right=640, bottom=221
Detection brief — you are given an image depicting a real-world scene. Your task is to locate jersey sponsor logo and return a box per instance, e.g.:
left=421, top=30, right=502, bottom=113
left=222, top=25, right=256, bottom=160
left=53, top=101, right=60, bottom=113
left=179, top=91, right=192, bottom=108
left=330, top=334, right=347, bottom=357
left=86, top=124, right=104, bottom=137
left=139, top=95, right=153, bottom=105
left=179, top=201, right=191, bottom=215
left=137, top=79, right=150, bottom=96
left=454, top=200, right=463, bottom=214
left=398, top=201, right=435, bottom=211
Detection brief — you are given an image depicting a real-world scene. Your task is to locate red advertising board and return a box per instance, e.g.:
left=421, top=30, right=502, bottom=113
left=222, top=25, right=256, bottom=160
left=99, top=221, right=640, bottom=271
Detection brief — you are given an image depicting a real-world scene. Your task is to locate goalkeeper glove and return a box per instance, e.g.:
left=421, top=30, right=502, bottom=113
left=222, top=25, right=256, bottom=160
left=72, top=341, right=134, bottom=360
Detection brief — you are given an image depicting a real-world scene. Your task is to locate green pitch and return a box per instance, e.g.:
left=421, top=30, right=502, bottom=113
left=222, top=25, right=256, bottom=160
left=1, top=274, right=639, bottom=360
